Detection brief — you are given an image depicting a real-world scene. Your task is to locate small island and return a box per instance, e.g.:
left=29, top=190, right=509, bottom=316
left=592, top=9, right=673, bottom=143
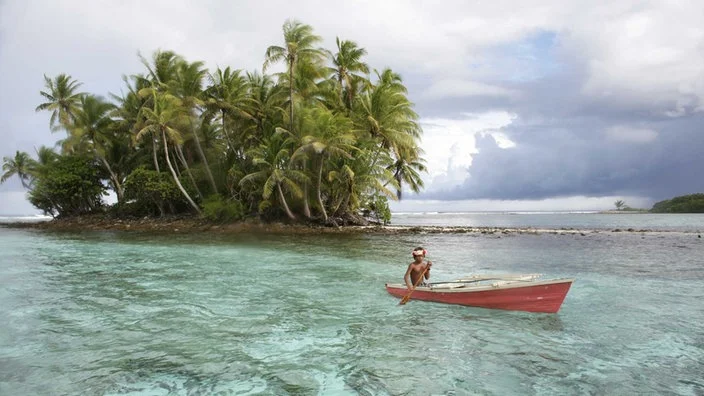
left=1, top=20, right=425, bottom=228
left=599, top=196, right=704, bottom=214
left=650, top=193, right=704, bottom=213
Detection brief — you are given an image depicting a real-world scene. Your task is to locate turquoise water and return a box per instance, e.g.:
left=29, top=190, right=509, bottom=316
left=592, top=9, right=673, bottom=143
left=1, top=218, right=703, bottom=394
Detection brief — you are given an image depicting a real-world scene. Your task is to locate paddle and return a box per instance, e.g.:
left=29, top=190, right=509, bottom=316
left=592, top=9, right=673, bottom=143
left=399, top=264, right=430, bottom=305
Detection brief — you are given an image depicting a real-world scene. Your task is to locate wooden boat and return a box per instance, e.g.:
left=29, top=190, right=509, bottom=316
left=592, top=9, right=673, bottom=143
left=385, top=274, right=574, bottom=313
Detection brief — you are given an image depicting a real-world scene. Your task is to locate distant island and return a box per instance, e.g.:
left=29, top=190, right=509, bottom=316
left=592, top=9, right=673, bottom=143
left=1, top=20, right=425, bottom=227
left=650, top=193, right=704, bottom=213
left=602, top=194, right=704, bottom=214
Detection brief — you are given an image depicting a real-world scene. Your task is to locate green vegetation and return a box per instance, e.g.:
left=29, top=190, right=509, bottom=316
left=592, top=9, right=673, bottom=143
left=27, top=155, right=106, bottom=217
left=614, top=200, right=626, bottom=210
left=2, top=20, right=426, bottom=224
left=651, top=194, right=704, bottom=213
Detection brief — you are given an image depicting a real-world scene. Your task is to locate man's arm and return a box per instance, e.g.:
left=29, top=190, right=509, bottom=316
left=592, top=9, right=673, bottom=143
left=404, top=264, right=414, bottom=290
left=424, top=261, right=432, bottom=280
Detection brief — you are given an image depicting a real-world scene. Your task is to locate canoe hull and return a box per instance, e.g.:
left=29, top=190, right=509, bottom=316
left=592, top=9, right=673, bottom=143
left=385, top=279, right=574, bottom=313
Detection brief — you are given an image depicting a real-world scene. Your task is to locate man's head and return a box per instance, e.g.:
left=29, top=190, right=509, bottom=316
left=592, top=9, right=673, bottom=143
left=412, top=247, right=426, bottom=261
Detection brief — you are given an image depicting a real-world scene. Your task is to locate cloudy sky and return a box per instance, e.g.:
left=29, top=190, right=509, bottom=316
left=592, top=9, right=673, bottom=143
left=1, top=0, right=703, bottom=214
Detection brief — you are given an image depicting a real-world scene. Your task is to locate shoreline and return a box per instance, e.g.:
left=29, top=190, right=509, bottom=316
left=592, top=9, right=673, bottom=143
left=1, top=214, right=700, bottom=236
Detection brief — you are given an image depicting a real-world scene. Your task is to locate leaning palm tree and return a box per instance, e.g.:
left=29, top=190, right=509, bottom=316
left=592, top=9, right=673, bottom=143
left=263, top=19, right=325, bottom=132
left=240, top=134, right=307, bottom=220
left=328, top=151, right=397, bottom=217
left=135, top=91, right=201, bottom=214
left=112, top=75, right=159, bottom=171
left=172, top=58, right=218, bottom=194
left=291, top=108, right=357, bottom=221
left=35, top=74, right=84, bottom=132
left=63, top=95, right=125, bottom=201
left=1, top=151, right=35, bottom=189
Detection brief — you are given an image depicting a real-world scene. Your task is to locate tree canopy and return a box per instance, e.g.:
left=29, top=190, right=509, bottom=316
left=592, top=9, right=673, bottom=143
left=4, top=20, right=426, bottom=224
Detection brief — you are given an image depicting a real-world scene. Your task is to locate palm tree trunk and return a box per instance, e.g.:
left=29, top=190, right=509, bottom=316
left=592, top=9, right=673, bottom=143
left=156, top=201, right=165, bottom=217
left=221, top=109, right=235, bottom=154
left=277, top=183, right=296, bottom=220
left=98, top=156, right=124, bottom=202
left=339, top=73, right=345, bottom=106
left=289, top=61, right=295, bottom=131
left=175, top=144, right=203, bottom=200
left=316, top=157, right=328, bottom=221
left=162, top=130, right=201, bottom=214
left=302, top=160, right=311, bottom=218
left=189, top=117, right=218, bottom=194
left=170, top=150, right=181, bottom=178
left=152, top=133, right=160, bottom=172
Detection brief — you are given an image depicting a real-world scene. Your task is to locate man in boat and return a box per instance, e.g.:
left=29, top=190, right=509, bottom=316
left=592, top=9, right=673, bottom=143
left=404, top=247, right=432, bottom=290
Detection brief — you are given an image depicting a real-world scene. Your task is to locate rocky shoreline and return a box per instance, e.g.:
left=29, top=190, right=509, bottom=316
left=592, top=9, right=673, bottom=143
left=2, top=214, right=700, bottom=237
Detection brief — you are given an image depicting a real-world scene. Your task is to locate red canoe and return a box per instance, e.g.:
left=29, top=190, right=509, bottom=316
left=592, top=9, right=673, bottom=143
left=385, top=274, right=574, bottom=313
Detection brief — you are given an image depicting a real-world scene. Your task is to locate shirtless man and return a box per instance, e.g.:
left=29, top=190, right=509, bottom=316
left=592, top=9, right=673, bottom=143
left=404, top=247, right=432, bottom=290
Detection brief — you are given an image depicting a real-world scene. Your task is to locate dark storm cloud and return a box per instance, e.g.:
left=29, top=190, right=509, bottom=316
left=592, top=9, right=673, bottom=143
left=419, top=79, right=704, bottom=201
left=414, top=19, right=704, bottom=203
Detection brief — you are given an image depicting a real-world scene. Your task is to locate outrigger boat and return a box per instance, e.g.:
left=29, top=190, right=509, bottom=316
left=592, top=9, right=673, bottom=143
left=385, top=274, right=574, bottom=313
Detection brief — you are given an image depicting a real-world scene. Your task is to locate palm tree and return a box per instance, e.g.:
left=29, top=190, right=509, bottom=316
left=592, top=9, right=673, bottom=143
left=173, top=59, right=218, bottom=193
left=328, top=151, right=397, bottom=217
left=35, top=74, right=84, bottom=132
left=263, top=19, right=324, bottom=132
left=135, top=91, right=201, bottom=214
left=354, top=68, right=421, bottom=166
left=328, top=37, right=370, bottom=109
left=240, top=134, right=308, bottom=220
left=291, top=108, right=356, bottom=221
left=139, top=50, right=181, bottom=89
left=63, top=95, right=125, bottom=201
left=25, top=145, right=58, bottom=183
left=34, top=146, right=58, bottom=168
left=204, top=67, right=253, bottom=155
left=387, top=146, right=427, bottom=200
left=112, top=75, right=159, bottom=171
left=1, top=151, right=35, bottom=189
left=137, top=51, right=183, bottom=173
left=246, top=71, right=286, bottom=141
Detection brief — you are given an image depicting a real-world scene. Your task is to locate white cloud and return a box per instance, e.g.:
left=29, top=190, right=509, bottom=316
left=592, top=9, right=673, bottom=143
left=566, top=2, right=704, bottom=113
left=419, top=112, right=516, bottom=192
left=423, top=79, right=517, bottom=100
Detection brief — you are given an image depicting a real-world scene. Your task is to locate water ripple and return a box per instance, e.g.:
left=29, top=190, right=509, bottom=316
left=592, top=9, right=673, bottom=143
left=0, top=228, right=702, bottom=395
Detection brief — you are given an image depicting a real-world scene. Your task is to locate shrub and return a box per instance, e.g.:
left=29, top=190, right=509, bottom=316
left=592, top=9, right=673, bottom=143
left=361, top=195, right=392, bottom=225
left=28, top=155, right=106, bottom=217
left=123, top=167, right=180, bottom=216
left=202, top=195, right=244, bottom=223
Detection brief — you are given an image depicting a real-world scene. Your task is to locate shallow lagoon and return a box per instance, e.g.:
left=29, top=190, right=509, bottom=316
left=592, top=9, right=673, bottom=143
left=1, top=216, right=702, bottom=394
